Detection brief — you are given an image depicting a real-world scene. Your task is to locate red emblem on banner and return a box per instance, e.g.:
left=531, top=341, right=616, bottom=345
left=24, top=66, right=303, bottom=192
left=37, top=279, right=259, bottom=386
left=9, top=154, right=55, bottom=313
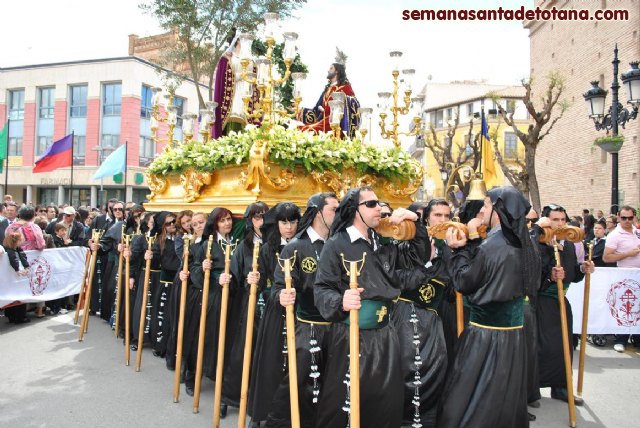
left=606, top=279, right=640, bottom=327
left=28, top=256, right=52, bottom=296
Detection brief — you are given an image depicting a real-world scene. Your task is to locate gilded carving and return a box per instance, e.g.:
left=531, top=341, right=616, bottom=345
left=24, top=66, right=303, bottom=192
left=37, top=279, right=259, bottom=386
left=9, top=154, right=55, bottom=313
left=180, top=169, right=212, bottom=203
left=146, top=174, right=168, bottom=201
left=241, top=139, right=295, bottom=194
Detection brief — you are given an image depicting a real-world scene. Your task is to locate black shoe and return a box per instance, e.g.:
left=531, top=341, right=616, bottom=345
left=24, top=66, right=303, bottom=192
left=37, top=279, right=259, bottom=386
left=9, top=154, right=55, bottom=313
left=130, top=344, right=138, bottom=351
left=152, top=350, right=162, bottom=357
left=15, top=318, right=31, bottom=324
left=185, top=385, right=194, bottom=397
left=551, top=387, right=584, bottom=406
left=528, top=412, right=536, bottom=421
left=220, top=404, right=228, bottom=419
left=250, top=422, right=260, bottom=428
left=166, top=359, right=175, bottom=371
left=528, top=400, right=541, bottom=408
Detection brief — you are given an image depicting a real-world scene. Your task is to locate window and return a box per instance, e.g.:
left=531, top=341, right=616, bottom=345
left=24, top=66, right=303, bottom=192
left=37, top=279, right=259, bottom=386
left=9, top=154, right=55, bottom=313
left=101, top=134, right=120, bottom=150
left=139, top=136, right=155, bottom=166
left=70, top=85, right=88, bottom=117
left=39, top=188, right=59, bottom=206
left=467, top=103, right=474, bottom=117
left=435, top=110, right=444, bottom=128
left=465, top=133, right=475, bottom=157
left=39, top=87, right=55, bottom=119
left=173, top=96, right=185, bottom=126
left=9, top=90, right=25, bottom=120
left=73, top=135, right=86, bottom=165
left=446, top=107, right=454, bottom=121
left=141, top=85, right=153, bottom=119
left=8, top=138, right=22, bottom=156
left=103, top=83, right=122, bottom=116
left=36, top=136, right=53, bottom=158
left=504, top=132, right=518, bottom=160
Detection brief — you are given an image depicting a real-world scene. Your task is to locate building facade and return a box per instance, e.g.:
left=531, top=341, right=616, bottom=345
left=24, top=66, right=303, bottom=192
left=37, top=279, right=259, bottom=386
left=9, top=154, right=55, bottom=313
left=0, top=56, right=202, bottom=207
left=526, top=0, right=640, bottom=214
left=409, top=81, right=532, bottom=199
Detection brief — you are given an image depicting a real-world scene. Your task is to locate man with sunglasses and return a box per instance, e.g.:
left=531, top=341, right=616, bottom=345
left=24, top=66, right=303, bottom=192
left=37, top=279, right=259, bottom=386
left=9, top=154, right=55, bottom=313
left=313, top=186, right=428, bottom=428
left=603, top=205, right=640, bottom=352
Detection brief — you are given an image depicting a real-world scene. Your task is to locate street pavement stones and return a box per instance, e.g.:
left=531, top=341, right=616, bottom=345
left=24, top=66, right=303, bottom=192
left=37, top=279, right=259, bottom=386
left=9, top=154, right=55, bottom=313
left=1, top=311, right=639, bottom=427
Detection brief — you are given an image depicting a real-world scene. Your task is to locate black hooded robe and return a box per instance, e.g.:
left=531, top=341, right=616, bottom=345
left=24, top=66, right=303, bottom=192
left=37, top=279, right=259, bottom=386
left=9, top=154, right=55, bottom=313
left=265, top=230, right=331, bottom=428
left=313, top=220, right=428, bottom=428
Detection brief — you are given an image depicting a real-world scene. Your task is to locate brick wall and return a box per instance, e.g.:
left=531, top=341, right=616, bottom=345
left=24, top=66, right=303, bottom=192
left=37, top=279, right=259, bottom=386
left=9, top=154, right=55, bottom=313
left=528, top=0, right=640, bottom=215
left=53, top=100, right=67, bottom=141
left=22, top=103, right=36, bottom=165
left=85, top=99, right=101, bottom=166
left=121, top=96, right=141, bottom=167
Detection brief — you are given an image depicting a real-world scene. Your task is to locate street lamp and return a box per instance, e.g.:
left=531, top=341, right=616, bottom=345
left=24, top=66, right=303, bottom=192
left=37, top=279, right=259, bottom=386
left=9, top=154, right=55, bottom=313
left=583, top=45, right=640, bottom=214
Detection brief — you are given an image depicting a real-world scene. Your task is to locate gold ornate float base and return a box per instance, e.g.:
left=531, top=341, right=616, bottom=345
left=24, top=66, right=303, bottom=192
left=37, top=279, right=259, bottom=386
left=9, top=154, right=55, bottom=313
left=144, top=163, right=417, bottom=215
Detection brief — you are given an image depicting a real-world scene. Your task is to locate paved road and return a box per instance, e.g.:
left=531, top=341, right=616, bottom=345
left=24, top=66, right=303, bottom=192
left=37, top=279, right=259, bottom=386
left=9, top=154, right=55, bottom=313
left=1, top=311, right=639, bottom=427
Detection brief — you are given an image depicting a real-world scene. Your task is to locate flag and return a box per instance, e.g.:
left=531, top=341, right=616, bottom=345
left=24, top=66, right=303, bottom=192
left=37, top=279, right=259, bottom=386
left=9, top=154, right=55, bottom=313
left=93, top=144, right=126, bottom=180
left=0, top=247, right=87, bottom=308
left=567, top=267, right=640, bottom=334
left=0, top=123, right=8, bottom=174
left=33, top=134, right=73, bottom=173
left=480, top=111, right=498, bottom=188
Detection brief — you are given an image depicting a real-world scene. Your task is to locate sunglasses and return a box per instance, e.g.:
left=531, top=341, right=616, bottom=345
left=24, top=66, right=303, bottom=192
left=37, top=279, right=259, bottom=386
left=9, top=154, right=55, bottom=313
left=359, top=200, right=380, bottom=208
left=381, top=212, right=392, bottom=218
left=113, top=207, right=124, bottom=212
left=620, top=216, right=635, bottom=221
left=165, top=220, right=176, bottom=226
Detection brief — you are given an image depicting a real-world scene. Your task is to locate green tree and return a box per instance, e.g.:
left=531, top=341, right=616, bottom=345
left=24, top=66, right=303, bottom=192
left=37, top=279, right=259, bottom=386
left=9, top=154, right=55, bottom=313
left=140, top=0, right=307, bottom=109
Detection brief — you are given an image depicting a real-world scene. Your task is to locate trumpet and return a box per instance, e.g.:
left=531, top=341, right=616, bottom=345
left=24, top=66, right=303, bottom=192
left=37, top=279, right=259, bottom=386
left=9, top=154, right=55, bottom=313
left=427, top=221, right=488, bottom=240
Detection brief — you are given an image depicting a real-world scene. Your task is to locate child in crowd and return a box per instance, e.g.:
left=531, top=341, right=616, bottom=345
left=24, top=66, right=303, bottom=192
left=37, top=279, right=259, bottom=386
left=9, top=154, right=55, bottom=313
left=53, top=223, right=69, bottom=248
left=3, top=232, right=31, bottom=324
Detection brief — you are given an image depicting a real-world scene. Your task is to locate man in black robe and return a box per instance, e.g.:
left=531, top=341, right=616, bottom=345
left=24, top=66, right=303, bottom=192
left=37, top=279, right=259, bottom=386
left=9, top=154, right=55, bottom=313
left=314, top=186, right=428, bottom=428
left=532, top=204, right=594, bottom=406
left=439, top=187, right=533, bottom=428
left=266, top=192, right=339, bottom=427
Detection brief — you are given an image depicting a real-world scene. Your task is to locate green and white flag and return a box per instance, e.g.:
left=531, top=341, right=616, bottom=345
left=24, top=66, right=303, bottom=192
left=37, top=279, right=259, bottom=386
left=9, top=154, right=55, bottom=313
left=0, top=123, right=8, bottom=174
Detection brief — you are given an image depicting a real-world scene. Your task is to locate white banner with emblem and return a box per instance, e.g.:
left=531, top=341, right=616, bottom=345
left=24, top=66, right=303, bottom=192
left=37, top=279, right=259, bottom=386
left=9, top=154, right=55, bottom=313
left=0, top=247, right=87, bottom=308
left=566, top=267, right=640, bottom=334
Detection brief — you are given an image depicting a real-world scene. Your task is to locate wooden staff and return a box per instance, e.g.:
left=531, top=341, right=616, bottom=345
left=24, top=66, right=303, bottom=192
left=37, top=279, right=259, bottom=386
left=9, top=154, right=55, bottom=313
left=73, top=248, right=92, bottom=325
left=456, top=292, right=464, bottom=337
left=237, top=242, right=260, bottom=427
left=553, top=242, right=577, bottom=428
left=173, top=237, right=191, bottom=403
left=344, top=256, right=365, bottom=428
left=124, top=233, right=132, bottom=366
left=193, top=235, right=214, bottom=414
left=213, top=241, right=236, bottom=427
left=79, top=230, right=103, bottom=341
left=136, top=235, right=156, bottom=372
left=114, top=224, right=126, bottom=338
left=577, top=241, right=594, bottom=398
left=283, top=255, right=301, bottom=428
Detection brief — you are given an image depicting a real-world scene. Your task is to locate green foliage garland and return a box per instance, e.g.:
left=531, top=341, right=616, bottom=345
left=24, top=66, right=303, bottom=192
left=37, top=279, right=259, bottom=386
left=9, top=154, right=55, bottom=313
left=148, top=125, right=419, bottom=183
